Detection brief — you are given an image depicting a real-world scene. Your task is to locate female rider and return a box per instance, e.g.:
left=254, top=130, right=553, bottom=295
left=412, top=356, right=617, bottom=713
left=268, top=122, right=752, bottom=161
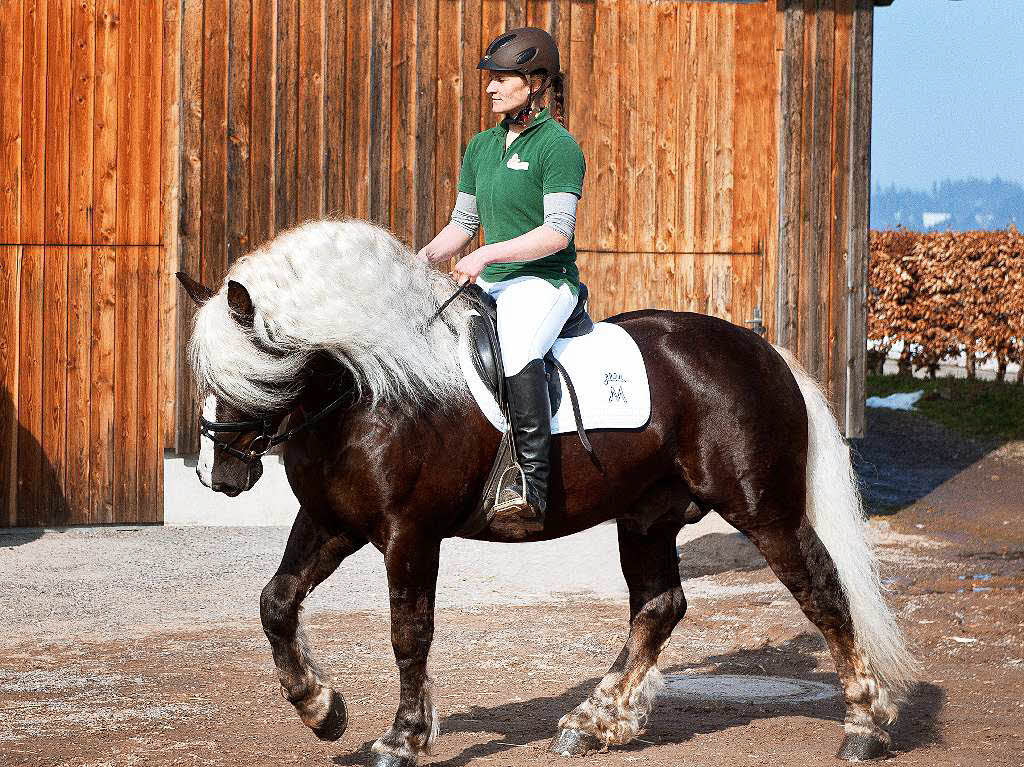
left=417, top=27, right=586, bottom=532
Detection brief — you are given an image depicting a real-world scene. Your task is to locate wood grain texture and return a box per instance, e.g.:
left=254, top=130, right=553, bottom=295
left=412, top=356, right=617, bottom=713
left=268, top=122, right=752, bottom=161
left=227, top=0, right=252, bottom=260
left=44, top=0, right=71, bottom=244
left=0, top=4, right=23, bottom=242
left=41, top=244, right=69, bottom=520
left=160, top=0, right=181, bottom=449
left=435, top=0, right=461, bottom=235
left=368, top=0, right=391, bottom=226
left=846, top=0, right=872, bottom=438
left=116, top=0, right=142, bottom=244
left=16, top=247, right=43, bottom=525
left=66, top=245, right=92, bottom=521
left=275, top=0, right=299, bottom=229
left=90, top=246, right=116, bottom=523
left=201, top=0, right=228, bottom=277
left=413, top=0, right=437, bottom=245
left=176, top=0, right=203, bottom=454
left=93, top=0, right=119, bottom=246
left=20, top=0, right=47, bottom=245
left=389, top=0, right=413, bottom=240
left=113, top=245, right=139, bottom=522
left=297, top=0, right=325, bottom=223
left=70, top=0, right=96, bottom=245
left=0, top=248, right=20, bottom=525
left=323, top=0, right=347, bottom=218
left=137, top=246, right=161, bottom=522
left=251, top=0, right=277, bottom=242
left=343, top=0, right=369, bottom=219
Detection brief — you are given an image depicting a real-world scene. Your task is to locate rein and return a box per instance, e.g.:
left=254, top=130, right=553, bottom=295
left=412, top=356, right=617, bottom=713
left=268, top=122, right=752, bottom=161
left=200, top=392, right=350, bottom=465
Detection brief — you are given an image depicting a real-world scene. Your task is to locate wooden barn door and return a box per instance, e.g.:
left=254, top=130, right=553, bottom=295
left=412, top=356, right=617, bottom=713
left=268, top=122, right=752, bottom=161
left=0, top=1, right=179, bottom=526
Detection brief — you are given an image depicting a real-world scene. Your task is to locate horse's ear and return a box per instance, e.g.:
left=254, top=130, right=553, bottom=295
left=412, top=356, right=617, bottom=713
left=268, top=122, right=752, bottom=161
left=227, top=280, right=255, bottom=329
left=176, top=272, right=215, bottom=305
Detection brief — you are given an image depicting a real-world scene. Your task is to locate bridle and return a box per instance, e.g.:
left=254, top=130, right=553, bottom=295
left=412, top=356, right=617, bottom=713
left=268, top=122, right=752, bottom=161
left=199, top=392, right=350, bottom=479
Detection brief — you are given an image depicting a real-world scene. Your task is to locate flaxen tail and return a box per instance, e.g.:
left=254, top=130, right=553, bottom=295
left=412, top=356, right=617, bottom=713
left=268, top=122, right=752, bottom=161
left=775, top=346, right=916, bottom=715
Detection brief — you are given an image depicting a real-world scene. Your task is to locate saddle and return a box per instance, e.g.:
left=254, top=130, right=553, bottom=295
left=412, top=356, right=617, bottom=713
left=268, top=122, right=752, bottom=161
left=457, top=282, right=595, bottom=537
left=464, top=282, right=594, bottom=417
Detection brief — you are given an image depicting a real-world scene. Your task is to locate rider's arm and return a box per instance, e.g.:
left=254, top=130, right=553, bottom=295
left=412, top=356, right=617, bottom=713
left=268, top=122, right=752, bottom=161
left=416, top=196, right=475, bottom=264
left=479, top=192, right=578, bottom=263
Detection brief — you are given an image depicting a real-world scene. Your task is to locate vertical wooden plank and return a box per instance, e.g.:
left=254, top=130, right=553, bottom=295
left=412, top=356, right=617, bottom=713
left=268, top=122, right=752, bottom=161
left=41, top=242, right=69, bottom=520
left=114, top=0, right=141, bottom=519
left=17, top=247, right=43, bottom=526
left=116, top=0, right=142, bottom=245
left=480, top=0, right=504, bottom=135
left=203, top=0, right=229, bottom=278
left=592, top=0, right=616, bottom=251
left=715, top=4, right=734, bottom=255
left=343, top=0, right=369, bottom=219
left=616, top=1, right=637, bottom=253
left=368, top=0, right=391, bottom=225
left=799, top=0, right=833, bottom=381
left=830, top=2, right=854, bottom=432
left=45, top=0, right=72, bottom=245
left=435, top=0, right=461, bottom=235
left=775, top=0, right=804, bottom=350
left=846, top=0, right=872, bottom=438
left=413, top=0, right=437, bottom=246
left=1, top=3, right=24, bottom=244
left=137, top=245, right=161, bottom=522
left=297, top=0, right=324, bottom=223
left=655, top=1, right=679, bottom=259
left=636, top=3, right=656, bottom=255
left=251, top=0, right=277, bottom=240
left=160, top=0, right=182, bottom=449
left=678, top=4, right=696, bottom=252
left=21, top=0, right=47, bottom=246
left=228, top=0, right=253, bottom=257
left=0, top=249, right=20, bottom=526
left=67, top=244, right=92, bottom=522
left=69, top=0, right=95, bottom=245
left=275, top=0, right=299, bottom=229
left=569, top=0, right=594, bottom=249
left=389, top=0, right=413, bottom=240
left=90, top=245, right=115, bottom=522
left=94, top=0, right=119, bottom=248
left=176, top=0, right=202, bottom=454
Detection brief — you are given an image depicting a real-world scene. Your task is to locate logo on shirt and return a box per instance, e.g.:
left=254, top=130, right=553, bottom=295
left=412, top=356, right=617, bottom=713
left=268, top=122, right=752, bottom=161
left=506, top=153, right=530, bottom=171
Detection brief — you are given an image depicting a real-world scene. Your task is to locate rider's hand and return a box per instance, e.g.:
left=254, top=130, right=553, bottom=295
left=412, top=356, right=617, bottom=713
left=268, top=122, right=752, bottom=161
left=451, top=249, right=489, bottom=284
left=416, top=244, right=440, bottom=264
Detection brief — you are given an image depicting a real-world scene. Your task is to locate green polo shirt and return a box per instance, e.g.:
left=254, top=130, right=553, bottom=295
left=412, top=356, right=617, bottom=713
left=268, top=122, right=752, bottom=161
left=457, top=108, right=585, bottom=292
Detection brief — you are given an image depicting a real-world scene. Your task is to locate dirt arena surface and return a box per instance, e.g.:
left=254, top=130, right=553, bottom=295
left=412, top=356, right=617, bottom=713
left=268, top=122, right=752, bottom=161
left=2, top=433, right=1022, bottom=765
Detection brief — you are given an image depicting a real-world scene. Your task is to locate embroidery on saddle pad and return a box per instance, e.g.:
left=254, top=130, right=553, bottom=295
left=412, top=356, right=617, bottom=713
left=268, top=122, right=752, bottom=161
left=458, top=318, right=652, bottom=435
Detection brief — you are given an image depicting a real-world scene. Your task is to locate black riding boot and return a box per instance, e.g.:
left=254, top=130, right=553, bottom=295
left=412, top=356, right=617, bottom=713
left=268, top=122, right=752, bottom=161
left=495, top=358, right=551, bottom=532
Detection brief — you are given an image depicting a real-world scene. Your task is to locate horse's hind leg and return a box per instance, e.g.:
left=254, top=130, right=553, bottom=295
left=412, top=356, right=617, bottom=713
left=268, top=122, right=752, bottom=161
left=743, top=519, right=894, bottom=760
left=260, top=507, right=365, bottom=742
left=551, top=516, right=685, bottom=755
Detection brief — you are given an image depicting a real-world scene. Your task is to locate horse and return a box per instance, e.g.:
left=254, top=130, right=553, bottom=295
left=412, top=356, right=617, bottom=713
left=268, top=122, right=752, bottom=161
left=178, top=217, right=914, bottom=766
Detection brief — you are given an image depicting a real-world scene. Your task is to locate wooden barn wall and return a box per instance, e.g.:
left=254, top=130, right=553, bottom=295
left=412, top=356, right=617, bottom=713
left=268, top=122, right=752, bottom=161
left=173, top=0, right=785, bottom=451
left=776, top=0, right=872, bottom=437
left=0, top=1, right=180, bottom=527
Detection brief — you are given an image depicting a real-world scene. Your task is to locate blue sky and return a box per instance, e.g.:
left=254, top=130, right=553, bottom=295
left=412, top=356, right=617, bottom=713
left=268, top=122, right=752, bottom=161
left=871, top=0, right=1024, bottom=190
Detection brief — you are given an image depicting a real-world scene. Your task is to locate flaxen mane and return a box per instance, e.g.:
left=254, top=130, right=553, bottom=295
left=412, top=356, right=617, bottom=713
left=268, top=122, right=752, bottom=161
left=190, top=218, right=471, bottom=414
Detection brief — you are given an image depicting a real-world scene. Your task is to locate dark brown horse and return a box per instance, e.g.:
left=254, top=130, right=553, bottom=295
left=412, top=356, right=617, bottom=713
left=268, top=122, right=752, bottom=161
left=179, top=219, right=913, bottom=767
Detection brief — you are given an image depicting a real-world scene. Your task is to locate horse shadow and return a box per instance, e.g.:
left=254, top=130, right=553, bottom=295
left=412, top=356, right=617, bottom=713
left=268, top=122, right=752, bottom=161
left=331, top=633, right=943, bottom=766
left=0, top=387, right=65, bottom=543
left=677, top=531, right=768, bottom=578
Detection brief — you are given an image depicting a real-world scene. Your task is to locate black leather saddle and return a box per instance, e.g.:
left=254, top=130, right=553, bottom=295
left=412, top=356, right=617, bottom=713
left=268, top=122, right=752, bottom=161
left=464, top=282, right=594, bottom=416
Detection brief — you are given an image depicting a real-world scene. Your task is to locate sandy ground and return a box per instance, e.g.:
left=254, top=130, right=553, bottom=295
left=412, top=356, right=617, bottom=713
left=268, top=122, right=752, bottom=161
left=2, top=438, right=1023, bottom=766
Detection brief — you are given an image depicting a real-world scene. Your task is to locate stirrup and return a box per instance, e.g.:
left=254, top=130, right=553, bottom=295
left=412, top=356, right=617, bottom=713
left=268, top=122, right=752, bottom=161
left=492, top=462, right=529, bottom=514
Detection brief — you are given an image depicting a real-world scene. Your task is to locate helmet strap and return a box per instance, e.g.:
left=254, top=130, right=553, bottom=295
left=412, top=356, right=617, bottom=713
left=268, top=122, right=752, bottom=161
left=510, top=75, right=551, bottom=127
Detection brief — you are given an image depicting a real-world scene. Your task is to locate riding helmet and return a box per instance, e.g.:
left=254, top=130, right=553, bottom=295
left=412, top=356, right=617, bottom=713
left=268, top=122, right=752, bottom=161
left=478, top=27, right=560, bottom=125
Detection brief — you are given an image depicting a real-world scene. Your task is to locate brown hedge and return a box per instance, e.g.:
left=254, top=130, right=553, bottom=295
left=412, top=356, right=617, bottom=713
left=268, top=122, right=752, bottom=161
left=868, top=229, right=1024, bottom=379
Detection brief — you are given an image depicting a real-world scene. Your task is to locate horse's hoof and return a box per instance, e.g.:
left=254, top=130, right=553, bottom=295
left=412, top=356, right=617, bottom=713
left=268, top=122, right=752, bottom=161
left=312, top=690, right=348, bottom=742
left=370, top=754, right=416, bottom=767
left=549, top=727, right=603, bottom=756
left=837, top=732, right=890, bottom=761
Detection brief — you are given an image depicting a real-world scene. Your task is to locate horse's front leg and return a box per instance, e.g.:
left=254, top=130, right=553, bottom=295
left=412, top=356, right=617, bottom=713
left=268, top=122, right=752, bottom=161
left=371, top=529, right=441, bottom=767
left=260, top=507, right=366, bottom=741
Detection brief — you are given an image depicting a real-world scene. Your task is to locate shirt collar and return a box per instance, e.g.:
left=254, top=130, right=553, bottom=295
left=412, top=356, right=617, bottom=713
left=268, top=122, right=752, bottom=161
left=499, top=107, right=553, bottom=135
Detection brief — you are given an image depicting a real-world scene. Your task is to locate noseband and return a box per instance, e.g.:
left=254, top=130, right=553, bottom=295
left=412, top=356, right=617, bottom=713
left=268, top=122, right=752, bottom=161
left=199, top=393, right=350, bottom=476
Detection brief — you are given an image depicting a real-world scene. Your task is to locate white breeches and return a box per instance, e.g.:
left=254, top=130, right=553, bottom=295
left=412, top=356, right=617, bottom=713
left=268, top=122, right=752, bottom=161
left=477, top=275, right=577, bottom=377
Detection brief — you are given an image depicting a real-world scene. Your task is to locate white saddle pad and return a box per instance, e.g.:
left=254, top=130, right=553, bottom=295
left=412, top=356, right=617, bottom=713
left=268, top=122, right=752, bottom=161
left=458, top=317, right=651, bottom=434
